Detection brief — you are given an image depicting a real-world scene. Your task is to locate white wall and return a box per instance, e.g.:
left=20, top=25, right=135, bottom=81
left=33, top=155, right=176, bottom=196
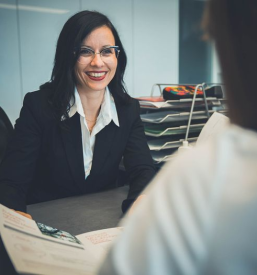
left=0, top=0, right=179, bottom=124
left=0, top=0, right=23, bottom=123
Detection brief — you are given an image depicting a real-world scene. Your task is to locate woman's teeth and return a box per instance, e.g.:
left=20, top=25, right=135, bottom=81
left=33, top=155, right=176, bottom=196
left=87, top=72, right=106, bottom=77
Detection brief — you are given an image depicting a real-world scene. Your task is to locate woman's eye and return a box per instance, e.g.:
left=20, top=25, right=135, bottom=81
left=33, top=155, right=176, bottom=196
left=101, top=48, right=113, bottom=56
left=80, top=48, right=93, bottom=56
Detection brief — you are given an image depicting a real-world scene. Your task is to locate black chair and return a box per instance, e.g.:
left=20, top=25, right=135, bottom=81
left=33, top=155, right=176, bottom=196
left=0, top=107, right=13, bottom=164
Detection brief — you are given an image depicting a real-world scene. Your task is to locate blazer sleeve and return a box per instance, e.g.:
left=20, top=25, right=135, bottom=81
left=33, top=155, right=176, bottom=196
left=0, top=92, right=42, bottom=212
left=122, top=100, right=156, bottom=212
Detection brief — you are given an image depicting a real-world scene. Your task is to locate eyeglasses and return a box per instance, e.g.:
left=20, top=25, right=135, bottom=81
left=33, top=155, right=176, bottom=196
left=76, top=46, right=120, bottom=64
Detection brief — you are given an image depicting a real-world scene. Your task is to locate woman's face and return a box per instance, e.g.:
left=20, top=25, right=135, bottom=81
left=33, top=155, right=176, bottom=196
left=74, top=25, right=118, bottom=94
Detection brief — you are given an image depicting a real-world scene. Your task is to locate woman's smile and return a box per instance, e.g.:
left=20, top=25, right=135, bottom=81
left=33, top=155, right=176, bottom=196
left=85, top=71, right=107, bottom=81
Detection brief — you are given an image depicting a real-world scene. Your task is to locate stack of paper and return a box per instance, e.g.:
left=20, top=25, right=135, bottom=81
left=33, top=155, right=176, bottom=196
left=140, top=110, right=228, bottom=124
left=151, top=149, right=177, bottom=164
left=144, top=123, right=204, bottom=137
left=138, top=98, right=227, bottom=109
left=148, top=137, right=197, bottom=151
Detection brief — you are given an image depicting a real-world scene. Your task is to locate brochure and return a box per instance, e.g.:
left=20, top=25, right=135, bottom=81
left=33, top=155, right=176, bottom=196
left=0, top=204, right=122, bottom=275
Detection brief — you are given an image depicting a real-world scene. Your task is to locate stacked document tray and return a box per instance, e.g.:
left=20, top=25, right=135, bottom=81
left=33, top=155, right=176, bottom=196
left=141, top=109, right=227, bottom=124
left=138, top=84, right=228, bottom=166
left=144, top=123, right=205, bottom=137
left=139, top=97, right=227, bottom=110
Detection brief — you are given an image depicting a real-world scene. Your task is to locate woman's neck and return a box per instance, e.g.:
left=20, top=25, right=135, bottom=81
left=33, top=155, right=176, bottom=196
left=76, top=87, right=105, bottom=121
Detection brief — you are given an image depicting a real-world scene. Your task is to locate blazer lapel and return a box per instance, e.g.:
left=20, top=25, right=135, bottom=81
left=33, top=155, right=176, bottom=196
left=91, top=94, right=122, bottom=175
left=60, top=113, right=85, bottom=190
left=90, top=121, right=118, bottom=175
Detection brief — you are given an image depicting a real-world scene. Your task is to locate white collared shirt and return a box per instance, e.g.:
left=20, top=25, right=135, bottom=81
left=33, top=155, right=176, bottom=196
left=68, top=87, right=119, bottom=178
left=98, top=124, right=257, bottom=275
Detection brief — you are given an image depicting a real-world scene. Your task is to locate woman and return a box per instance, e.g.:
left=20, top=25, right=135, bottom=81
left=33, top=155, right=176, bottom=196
left=0, top=11, right=155, bottom=215
left=98, top=0, right=257, bottom=274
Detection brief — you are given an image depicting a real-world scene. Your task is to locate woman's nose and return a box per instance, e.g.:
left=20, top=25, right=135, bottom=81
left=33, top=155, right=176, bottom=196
left=90, top=53, right=104, bottom=67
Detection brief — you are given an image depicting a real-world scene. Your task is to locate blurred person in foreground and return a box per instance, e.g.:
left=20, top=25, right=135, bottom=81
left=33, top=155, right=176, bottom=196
left=97, top=0, right=257, bottom=274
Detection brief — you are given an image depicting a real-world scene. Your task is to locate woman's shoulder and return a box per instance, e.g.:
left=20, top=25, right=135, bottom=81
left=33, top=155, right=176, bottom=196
left=116, top=96, right=139, bottom=111
left=24, top=88, right=53, bottom=102
left=128, top=97, right=140, bottom=106
left=115, top=97, right=140, bottom=123
left=22, top=88, right=55, bottom=122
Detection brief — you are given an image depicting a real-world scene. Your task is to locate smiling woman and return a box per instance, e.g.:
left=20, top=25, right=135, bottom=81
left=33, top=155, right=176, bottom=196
left=74, top=26, right=118, bottom=101
left=0, top=11, right=156, bottom=216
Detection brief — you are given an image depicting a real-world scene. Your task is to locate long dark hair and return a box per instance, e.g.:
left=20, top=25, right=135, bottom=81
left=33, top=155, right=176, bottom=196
left=205, top=0, right=257, bottom=131
left=40, top=10, right=130, bottom=122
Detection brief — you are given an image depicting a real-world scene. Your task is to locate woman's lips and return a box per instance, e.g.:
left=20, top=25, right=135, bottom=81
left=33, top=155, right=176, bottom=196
left=86, top=71, right=107, bottom=81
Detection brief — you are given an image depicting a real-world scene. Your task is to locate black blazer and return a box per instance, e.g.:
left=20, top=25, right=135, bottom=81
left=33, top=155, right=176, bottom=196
left=0, top=90, right=155, bottom=213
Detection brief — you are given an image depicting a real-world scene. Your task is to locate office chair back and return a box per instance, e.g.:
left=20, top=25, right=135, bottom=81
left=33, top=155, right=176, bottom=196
left=0, top=107, right=13, bottom=164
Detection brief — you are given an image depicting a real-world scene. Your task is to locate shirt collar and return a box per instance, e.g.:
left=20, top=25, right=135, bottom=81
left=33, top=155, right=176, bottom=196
left=68, top=87, right=119, bottom=127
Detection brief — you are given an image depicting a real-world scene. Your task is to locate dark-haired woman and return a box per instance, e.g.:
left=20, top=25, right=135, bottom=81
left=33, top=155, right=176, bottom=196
left=0, top=11, right=155, bottom=216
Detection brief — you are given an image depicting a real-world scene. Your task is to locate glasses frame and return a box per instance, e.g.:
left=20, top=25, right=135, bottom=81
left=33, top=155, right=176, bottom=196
left=75, top=46, right=120, bottom=64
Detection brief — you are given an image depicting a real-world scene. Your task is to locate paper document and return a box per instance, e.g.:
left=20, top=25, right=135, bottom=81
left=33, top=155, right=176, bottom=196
left=0, top=205, right=42, bottom=235
left=0, top=204, right=121, bottom=275
left=77, top=227, right=123, bottom=252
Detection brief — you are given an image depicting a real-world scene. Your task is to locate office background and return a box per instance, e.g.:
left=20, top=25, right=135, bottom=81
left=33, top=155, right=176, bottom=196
left=0, top=0, right=220, bottom=124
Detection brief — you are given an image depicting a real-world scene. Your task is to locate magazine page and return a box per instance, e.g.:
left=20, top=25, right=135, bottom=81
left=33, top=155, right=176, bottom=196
left=36, top=222, right=82, bottom=245
left=0, top=203, right=41, bottom=236
left=0, top=204, right=103, bottom=275
left=77, top=227, right=123, bottom=252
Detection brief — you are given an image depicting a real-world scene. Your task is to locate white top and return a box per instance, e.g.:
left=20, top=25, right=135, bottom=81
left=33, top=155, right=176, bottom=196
left=98, top=124, right=257, bottom=275
left=68, top=87, right=119, bottom=178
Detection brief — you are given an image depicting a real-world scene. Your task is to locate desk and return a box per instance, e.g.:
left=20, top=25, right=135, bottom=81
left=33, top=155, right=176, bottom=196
left=27, top=186, right=128, bottom=235
left=0, top=186, right=128, bottom=275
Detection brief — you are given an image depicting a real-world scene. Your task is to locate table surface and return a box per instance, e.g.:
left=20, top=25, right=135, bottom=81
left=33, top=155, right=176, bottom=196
left=27, top=186, right=128, bottom=235
left=0, top=186, right=129, bottom=274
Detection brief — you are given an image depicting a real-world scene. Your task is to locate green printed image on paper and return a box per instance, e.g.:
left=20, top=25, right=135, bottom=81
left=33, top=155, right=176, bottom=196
left=36, top=222, right=82, bottom=245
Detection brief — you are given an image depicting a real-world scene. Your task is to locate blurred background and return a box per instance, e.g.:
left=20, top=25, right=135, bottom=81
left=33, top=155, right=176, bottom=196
left=0, top=0, right=221, bottom=124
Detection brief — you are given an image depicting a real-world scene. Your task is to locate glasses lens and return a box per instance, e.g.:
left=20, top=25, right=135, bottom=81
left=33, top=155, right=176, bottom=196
left=101, top=47, right=119, bottom=62
left=77, top=46, right=119, bottom=64
left=77, top=47, right=94, bottom=64
left=101, top=47, right=115, bottom=56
